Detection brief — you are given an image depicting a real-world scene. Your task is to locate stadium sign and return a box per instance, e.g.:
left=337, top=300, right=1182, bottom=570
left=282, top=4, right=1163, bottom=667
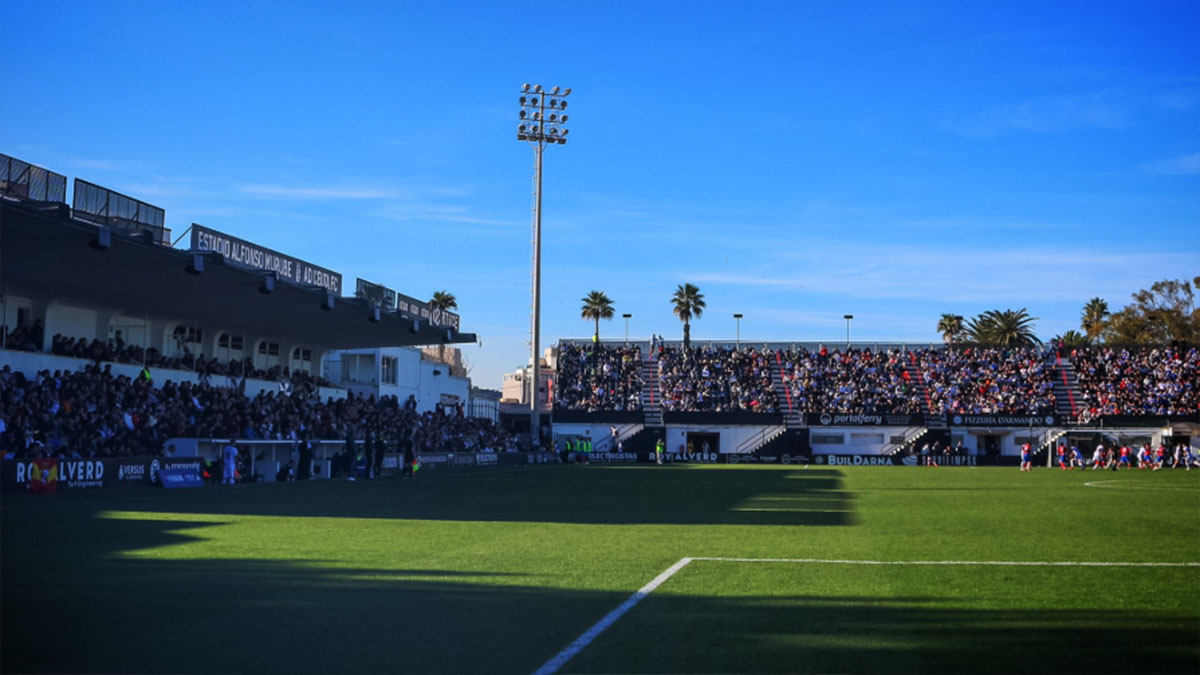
left=807, top=413, right=927, bottom=427
left=395, top=292, right=460, bottom=331
left=589, top=452, right=638, bottom=463
left=661, top=452, right=719, bottom=464
left=815, top=454, right=918, bottom=466
left=191, top=224, right=343, bottom=295
left=948, top=414, right=1057, bottom=427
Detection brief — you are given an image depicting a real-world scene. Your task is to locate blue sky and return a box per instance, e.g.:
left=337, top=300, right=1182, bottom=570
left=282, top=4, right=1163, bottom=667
left=3, top=0, right=1198, bottom=389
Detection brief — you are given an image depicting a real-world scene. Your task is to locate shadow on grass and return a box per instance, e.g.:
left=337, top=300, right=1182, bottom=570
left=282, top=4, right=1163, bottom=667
left=2, top=466, right=857, bottom=527
left=568, top=591, right=1200, bottom=674
left=2, top=510, right=1195, bottom=675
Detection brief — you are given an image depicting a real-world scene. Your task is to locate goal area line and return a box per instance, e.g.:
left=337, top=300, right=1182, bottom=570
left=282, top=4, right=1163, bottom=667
left=532, top=555, right=1200, bottom=675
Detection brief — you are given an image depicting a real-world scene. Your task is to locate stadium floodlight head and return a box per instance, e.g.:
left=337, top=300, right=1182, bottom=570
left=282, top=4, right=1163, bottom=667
left=522, top=83, right=531, bottom=92
left=516, top=83, right=572, bottom=448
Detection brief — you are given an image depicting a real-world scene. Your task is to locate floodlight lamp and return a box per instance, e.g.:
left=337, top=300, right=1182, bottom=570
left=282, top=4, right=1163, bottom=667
left=559, top=100, right=567, bottom=110
left=534, top=84, right=542, bottom=92
left=557, top=138, right=566, bottom=145
left=560, top=114, right=568, bottom=123
left=563, top=88, right=571, bottom=95
left=518, top=124, right=526, bottom=132
left=549, top=128, right=558, bottom=135
left=551, top=86, right=560, bottom=94
left=522, top=83, right=531, bottom=91
left=519, top=110, right=526, bottom=119
left=517, top=134, right=526, bottom=140
left=549, top=99, right=557, bottom=108
left=520, top=96, right=526, bottom=104
left=549, top=113, right=557, bottom=122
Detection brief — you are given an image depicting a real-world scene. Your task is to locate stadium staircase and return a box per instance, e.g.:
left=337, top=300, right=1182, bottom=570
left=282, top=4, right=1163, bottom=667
left=905, top=357, right=946, bottom=427
left=883, top=426, right=931, bottom=456
left=772, top=351, right=804, bottom=429
left=592, top=423, right=645, bottom=453
left=734, top=428, right=810, bottom=460
left=641, top=354, right=664, bottom=427
left=618, top=425, right=665, bottom=455
left=1051, top=349, right=1082, bottom=420
left=734, top=425, right=788, bottom=455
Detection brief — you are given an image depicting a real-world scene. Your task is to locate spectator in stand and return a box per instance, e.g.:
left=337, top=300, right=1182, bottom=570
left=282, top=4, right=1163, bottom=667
left=0, top=363, right=524, bottom=460
left=1072, top=346, right=1200, bottom=422
left=778, top=347, right=921, bottom=414
left=913, top=346, right=1056, bottom=415
left=554, top=343, right=643, bottom=412
left=657, top=345, right=777, bottom=413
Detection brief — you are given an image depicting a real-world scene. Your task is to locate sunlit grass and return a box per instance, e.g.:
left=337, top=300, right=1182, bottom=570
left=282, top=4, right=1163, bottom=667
left=4, top=465, right=1198, bottom=673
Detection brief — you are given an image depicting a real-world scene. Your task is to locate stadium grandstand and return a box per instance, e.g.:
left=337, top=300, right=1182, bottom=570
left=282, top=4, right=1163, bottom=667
left=2, top=150, right=1197, bottom=489
left=549, top=338, right=1198, bottom=466
left=1, top=152, right=534, bottom=490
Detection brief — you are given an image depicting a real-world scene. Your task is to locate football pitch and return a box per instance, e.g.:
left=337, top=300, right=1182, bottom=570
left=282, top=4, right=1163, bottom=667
left=3, top=464, right=1198, bottom=674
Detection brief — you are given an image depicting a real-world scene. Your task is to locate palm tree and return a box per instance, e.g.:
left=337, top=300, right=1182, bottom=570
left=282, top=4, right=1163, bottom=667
left=1055, top=330, right=1091, bottom=348
left=429, top=291, right=458, bottom=364
left=580, top=290, right=614, bottom=345
left=671, top=283, right=706, bottom=349
left=965, top=309, right=1041, bottom=347
left=1081, top=297, right=1109, bottom=341
left=936, top=313, right=965, bottom=344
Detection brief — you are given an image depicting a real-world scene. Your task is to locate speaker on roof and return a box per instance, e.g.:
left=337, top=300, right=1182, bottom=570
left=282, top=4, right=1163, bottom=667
left=186, top=253, right=204, bottom=275
left=90, top=227, right=111, bottom=251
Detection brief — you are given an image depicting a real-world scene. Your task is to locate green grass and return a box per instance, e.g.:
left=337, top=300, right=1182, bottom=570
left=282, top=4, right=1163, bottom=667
left=2, top=465, right=1198, bottom=674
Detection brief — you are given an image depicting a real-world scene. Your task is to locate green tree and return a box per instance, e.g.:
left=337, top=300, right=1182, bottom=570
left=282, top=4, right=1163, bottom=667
left=1055, top=330, right=1091, bottom=348
left=429, top=291, right=458, bottom=364
left=965, top=308, right=1041, bottom=347
left=936, top=313, right=965, bottom=344
left=671, top=283, right=706, bottom=349
left=1101, top=277, right=1199, bottom=345
left=580, top=290, right=614, bottom=344
left=1081, top=297, right=1109, bottom=341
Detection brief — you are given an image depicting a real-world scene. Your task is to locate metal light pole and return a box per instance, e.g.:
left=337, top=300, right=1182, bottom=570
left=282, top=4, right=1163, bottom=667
left=518, top=84, right=570, bottom=448
left=623, top=313, right=632, bottom=345
left=733, top=313, right=743, bottom=348
left=844, top=314, right=854, bottom=349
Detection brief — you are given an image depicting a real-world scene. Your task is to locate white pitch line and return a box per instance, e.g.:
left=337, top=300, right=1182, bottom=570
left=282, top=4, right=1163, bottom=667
left=1083, top=480, right=1198, bottom=492
left=532, top=557, right=694, bottom=675
left=692, top=556, right=1200, bottom=567
left=532, top=554, right=1200, bottom=675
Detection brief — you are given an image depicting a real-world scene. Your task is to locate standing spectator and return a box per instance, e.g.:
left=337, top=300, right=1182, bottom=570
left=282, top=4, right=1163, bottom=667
left=222, top=439, right=239, bottom=485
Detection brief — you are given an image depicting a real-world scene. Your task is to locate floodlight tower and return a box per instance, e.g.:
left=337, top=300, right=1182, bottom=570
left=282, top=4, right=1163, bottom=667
left=517, top=83, right=571, bottom=448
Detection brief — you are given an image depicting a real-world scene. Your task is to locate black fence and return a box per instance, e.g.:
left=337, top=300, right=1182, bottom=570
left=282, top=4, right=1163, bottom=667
left=0, top=153, right=67, bottom=203
left=72, top=178, right=170, bottom=244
